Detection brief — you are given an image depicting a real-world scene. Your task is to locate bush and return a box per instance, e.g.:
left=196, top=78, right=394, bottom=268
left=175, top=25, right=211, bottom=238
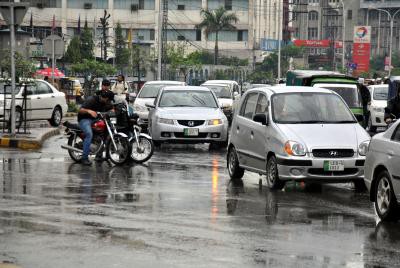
left=68, top=102, right=79, bottom=113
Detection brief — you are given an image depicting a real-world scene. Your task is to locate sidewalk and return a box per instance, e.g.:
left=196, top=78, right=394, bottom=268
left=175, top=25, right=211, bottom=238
left=0, top=127, right=61, bottom=150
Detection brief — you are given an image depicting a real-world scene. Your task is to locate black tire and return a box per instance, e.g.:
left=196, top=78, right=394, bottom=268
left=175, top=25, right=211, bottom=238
left=368, top=115, right=377, bottom=133
left=130, top=136, right=154, bottom=163
left=227, top=146, right=244, bottom=179
left=50, top=106, right=62, bottom=127
left=67, top=134, right=83, bottom=162
left=266, top=156, right=285, bottom=190
left=153, top=140, right=161, bottom=147
left=106, top=135, right=130, bottom=165
left=374, top=170, right=399, bottom=221
left=353, top=180, right=367, bottom=192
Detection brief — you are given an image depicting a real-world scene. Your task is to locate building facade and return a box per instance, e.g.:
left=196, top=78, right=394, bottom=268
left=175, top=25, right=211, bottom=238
left=3, top=0, right=284, bottom=63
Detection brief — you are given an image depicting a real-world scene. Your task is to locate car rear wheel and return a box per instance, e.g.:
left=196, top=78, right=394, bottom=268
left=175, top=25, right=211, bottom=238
left=374, top=171, right=399, bottom=221
left=266, top=156, right=285, bottom=190
left=227, top=146, right=244, bottom=180
left=49, top=106, right=62, bottom=127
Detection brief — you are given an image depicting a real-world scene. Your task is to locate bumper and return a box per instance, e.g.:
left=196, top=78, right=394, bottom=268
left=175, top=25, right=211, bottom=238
left=277, top=156, right=365, bottom=182
left=152, top=123, right=228, bottom=143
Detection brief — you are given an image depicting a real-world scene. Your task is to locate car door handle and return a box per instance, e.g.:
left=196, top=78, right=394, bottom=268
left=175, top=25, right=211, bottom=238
left=51, top=95, right=55, bottom=98
left=36, top=97, right=41, bottom=99
left=388, top=150, right=394, bottom=156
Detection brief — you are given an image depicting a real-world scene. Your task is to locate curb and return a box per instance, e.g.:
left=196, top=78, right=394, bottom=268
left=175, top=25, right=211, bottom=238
left=0, top=128, right=61, bottom=150
left=65, top=112, right=77, bottom=117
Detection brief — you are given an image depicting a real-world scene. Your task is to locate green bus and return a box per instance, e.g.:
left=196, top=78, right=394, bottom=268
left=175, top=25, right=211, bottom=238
left=286, top=70, right=363, bottom=119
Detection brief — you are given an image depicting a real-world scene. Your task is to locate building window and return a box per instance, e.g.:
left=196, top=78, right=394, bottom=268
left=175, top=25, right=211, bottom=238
left=150, top=29, right=155, bottom=40
left=238, top=30, right=243, bottom=41
left=139, top=0, right=144, bottom=9
left=308, top=27, right=318, bottom=40
left=308, top=11, right=318, bottom=21
left=22, top=0, right=61, bottom=8
left=347, top=10, right=352, bottom=20
left=67, top=0, right=108, bottom=9
left=114, top=0, right=155, bottom=10
left=225, top=0, right=232, bottom=10
left=196, top=30, right=202, bottom=41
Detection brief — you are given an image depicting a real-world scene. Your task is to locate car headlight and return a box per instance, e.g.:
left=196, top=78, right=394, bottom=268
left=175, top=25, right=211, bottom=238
left=284, top=141, right=306, bottom=156
left=372, top=107, right=384, bottom=113
left=208, top=119, right=223, bottom=126
left=158, top=118, right=174, bottom=125
left=358, top=140, right=370, bottom=156
left=134, top=104, right=148, bottom=112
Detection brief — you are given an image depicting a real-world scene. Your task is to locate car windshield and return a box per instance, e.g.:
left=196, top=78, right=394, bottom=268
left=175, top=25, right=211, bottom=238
left=319, top=85, right=361, bottom=108
left=373, top=86, right=388, bottom=100
left=272, top=92, right=356, bottom=124
left=138, top=83, right=181, bottom=98
left=159, top=90, right=218, bottom=108
left=0, top=83, right=23, bottom=94
left=202, top=85, right=231, bottom=98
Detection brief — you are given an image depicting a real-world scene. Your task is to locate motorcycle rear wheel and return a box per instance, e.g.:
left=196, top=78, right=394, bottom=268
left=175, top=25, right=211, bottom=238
left=106, top=134, right=130, bottom=165
left=67, top=135, right=83, bottom=162
left=130, top=136, right=154, bottom=163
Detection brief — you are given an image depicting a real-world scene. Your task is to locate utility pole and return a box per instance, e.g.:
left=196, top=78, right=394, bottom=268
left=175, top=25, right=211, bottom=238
left=277, top=2, right=282, bottom=81
left=161, top=0, right=168, bottom=80
left=99, top=10, right=111, bottom=62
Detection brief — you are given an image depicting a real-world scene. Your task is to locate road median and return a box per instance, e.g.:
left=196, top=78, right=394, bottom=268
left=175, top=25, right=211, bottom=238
left=0, top=127, right=61, bottom=150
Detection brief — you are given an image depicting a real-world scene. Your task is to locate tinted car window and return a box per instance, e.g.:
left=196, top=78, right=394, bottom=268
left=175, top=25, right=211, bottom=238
left=240, top=93, right=258, bottom=119
left=373, top=86, right=389, bottom=100
left=255, top=94, right=268, bottom=114
left=392, top=125, right=400, bottom=141
left=36, top=82, right=53, bottom=94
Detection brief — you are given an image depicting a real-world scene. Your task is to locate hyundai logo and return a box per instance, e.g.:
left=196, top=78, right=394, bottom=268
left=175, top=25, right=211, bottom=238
left=188, top=121, right=195, bottom=127
left=329, top=151, right=338, bottom=157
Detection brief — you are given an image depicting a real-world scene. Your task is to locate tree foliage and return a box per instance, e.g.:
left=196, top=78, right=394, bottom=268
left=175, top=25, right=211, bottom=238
left=197, top=7, right=239, bottom=64
left=80, top=23, right=95, bottom=60
left=115, top=23, right=130, bottom=70
left=0, top=50, right=36, bottom=80
left=71, top=59, right=116, bottom=77
left=166, top=43, right=202, bottom=80
left=64, top=36, right=81, bottom=64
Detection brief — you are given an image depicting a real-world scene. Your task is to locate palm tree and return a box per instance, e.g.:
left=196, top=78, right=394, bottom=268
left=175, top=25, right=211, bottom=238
left=197, top=7, right=239, bottom=65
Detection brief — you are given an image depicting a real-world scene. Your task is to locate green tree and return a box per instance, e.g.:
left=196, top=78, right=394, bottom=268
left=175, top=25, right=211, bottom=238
left=71, top=59, right=116, bottom=77
left=80, top=22, right=95, bottom=60
left=197, top=7, right=239, bottom=65
left=130, top=44, right=155, bottom=82
left=64, top=36, right=81, bottom=64
left=115, top=22, right=130, bottom=71
left=0, top=50, right=36, bottom=80
left=99, top=10, right=111, bottom=61
left=166, top=43, right=202, bottom=81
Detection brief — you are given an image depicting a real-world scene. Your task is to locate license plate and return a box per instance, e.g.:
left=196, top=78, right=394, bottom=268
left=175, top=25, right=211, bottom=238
left=323, top=160, right=345, bottom=171
left=184, top=128, right=199, bottom=136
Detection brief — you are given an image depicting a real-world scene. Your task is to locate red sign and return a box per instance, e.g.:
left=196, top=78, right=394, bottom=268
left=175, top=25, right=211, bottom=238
left=352, top=43, right=370, bottom=76
left=334, top=41, right=343, bottom=49
left=293, top=39, right=330, bottom=48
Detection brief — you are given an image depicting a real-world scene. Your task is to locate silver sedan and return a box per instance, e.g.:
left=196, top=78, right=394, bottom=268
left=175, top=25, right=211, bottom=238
left=364, top=121, right=400, bottom=221
left=147, top=86, right=229, bottom=147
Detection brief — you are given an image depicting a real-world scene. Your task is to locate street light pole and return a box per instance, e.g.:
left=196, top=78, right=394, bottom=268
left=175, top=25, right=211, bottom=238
left=340, top=0, right=345, bottom=71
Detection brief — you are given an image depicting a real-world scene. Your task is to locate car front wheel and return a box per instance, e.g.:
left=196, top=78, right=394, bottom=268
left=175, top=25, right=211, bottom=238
left=49, top=106, right=62, bottom=127
left=227, top=146, right=244, bottom=180
left=374, top=170, right=399, bottom=221
left=266, top=156, right=285, bottom=190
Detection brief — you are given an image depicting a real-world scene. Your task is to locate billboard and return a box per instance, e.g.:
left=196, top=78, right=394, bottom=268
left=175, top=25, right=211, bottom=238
left=293, top=39, right=330, bottom=48
left=353, top=26, right=371, bottom=44
left=352, top=26, right=371, bottom=76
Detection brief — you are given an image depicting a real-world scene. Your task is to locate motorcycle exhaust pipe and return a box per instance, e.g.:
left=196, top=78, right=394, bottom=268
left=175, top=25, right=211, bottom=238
left=61, top=145, right=83, bottom=153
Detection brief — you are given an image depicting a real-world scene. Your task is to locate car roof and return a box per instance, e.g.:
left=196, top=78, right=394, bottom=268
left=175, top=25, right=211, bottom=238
left=203, top=80, right=238, bottom=84
left=368, top=84, right=388, bottom=88
left=144, top=80, right=185, bottom=85
left=162, top=86, right=211, bottom=92
left=201, top=83, right=230, bottom=87
left=246, top=85, right=334, bottom=95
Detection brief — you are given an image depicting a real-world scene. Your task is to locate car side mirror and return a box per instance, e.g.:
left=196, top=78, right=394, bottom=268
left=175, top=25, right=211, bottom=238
left=145, top=103, right=155, bottom=109
left=253, top=113, right=268, bottom=125
left=355, top=114, right=364, bottom=122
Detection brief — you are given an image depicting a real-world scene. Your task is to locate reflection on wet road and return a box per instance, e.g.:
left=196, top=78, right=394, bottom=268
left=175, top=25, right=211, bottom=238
left=0, top=135, right=400, bottom=267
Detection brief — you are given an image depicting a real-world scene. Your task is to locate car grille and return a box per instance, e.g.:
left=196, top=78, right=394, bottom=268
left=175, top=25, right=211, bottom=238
left=177, top=120, right=205, bottom=127
left=174, top=132, right=208, bottom=138
left=308, top=168, right=359, bottom=176
left=312, top=149, right=354, bottom=158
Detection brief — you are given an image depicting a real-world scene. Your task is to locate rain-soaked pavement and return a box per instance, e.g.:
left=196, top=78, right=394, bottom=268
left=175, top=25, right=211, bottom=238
left=1, top=135, right=400, bottom=268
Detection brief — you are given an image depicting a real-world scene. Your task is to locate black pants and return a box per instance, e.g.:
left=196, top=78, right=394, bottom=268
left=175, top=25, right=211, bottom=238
left=363, top=105, right=369, bottom=128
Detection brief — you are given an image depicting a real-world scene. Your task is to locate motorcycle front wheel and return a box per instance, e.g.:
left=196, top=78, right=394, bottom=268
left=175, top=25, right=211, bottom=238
left=106, top=134, right=130, bottom=165
left=130, top=136, right=154, bottom=163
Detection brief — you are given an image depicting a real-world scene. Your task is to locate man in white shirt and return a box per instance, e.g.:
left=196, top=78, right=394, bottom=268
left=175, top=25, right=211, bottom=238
left=111, top=74, right=129, bottom=103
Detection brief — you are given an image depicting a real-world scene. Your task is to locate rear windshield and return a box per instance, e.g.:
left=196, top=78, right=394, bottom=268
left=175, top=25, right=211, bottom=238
left=202, top=85, right=232, bottom=98
left=318, top=85, right=361, bottom=108
left=373, top=86, right=388, bottom=100
left=138, top=83, right=182, bottom=98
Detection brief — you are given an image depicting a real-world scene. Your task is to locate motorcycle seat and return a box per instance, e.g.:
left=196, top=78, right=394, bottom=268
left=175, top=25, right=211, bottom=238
left=63, top=121, right=81, bottom=131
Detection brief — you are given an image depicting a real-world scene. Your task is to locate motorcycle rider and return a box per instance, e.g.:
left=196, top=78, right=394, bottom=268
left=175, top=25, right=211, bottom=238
left=78, top=86, right=114, bottom=166
left=384, top=88, right=400, bottom=124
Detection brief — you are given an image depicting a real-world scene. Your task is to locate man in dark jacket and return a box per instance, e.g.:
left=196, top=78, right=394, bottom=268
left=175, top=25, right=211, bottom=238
left=359, top=83, right=371, bottom=128
left=385, top=89, right=400, bottom=124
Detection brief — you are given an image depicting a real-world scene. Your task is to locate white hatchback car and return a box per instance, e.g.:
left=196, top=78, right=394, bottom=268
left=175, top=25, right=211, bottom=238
left=227, top=86, right=370, bottom=190
left=0, top=80, right=68, bottom=127
left=368, top=84, right=389, bottom=132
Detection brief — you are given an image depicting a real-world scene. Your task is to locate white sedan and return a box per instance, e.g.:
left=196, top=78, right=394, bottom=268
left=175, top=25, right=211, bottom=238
left=368, top=84, right=388, bottom=132
left=0, top=79, right=68, bottom=127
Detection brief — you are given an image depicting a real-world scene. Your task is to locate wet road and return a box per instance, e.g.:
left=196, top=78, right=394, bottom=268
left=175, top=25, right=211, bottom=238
left=1, top=135, right=400, bottom=268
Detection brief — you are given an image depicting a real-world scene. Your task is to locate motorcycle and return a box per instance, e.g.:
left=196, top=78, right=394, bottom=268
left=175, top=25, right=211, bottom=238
left=114, top=101, right=154, bottom=163
left=61, top=112, right=130, bottom=165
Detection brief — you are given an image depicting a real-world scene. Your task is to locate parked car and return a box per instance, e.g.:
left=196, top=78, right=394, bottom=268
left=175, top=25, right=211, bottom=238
left=201, top=83, right=237, bottom=123
left=147, top=86, right=228, bottom=147
left=364, top=120, right=400, bottom=221
left=133, top=81, right=185, bottom=126
left=227, top=86, right=370, bottom=190
left=368, top=84, right=389, bottom=132
left=0, top=79, right=68, bottom=127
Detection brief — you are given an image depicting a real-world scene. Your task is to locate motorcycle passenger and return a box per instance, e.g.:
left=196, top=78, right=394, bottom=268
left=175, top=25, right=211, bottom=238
left=384, top=89, right=400, bottom=124
left=111, top=74, right=129, bottom=104
left=78, top=89, right=115, bottom=166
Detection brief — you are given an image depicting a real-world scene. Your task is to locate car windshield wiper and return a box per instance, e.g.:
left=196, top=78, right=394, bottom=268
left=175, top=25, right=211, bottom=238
left=169, top=105, right=193, bottom=107
left=296, top=120, right=329, bottom=124
left=330, top=120, right=357, bottom=123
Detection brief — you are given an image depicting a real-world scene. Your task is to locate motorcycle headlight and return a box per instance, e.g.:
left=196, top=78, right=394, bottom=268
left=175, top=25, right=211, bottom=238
left=358, top=140, right=370, bottom=156
left=133, top=104, right=148, bottom=112
left=284, top=141, right=306, bottom=156
left=207, top=119, right=223, bottom=126
left=372, top=107, right=384, bottom=113
left=158, top=118, right=174, bottom=125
